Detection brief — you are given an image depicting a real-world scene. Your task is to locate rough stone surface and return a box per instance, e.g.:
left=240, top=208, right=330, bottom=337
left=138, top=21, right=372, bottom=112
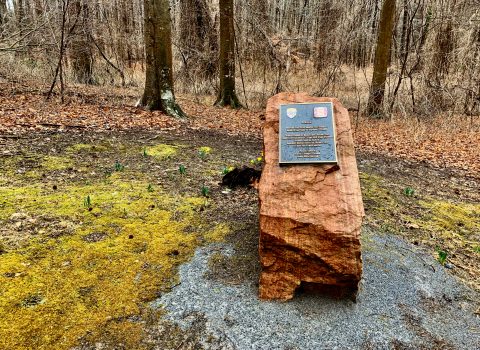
left=259, top=93, right=364, bottom=300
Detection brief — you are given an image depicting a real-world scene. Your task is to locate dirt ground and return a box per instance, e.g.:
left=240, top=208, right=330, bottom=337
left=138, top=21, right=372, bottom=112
left=0, top=82, right=479, bottom=349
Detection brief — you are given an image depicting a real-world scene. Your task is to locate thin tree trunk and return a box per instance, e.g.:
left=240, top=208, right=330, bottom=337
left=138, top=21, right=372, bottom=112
left=390, top=2, right=419, bottom=111
left=140, top=0, right=186, bottom=118
left=314, top=1, right=338, bottom=71
left=15, top=0, right=24, bottom=27
left=179, top=0, right=216, bottom=78
left=0, top=0, right=7, bottom=26
left=47, top=0, right=69, bottom=101
left=399, top=0, right=408, bottom=61
left=13, top=0, right=25, bottom=53
left=69, top=0, right=94, bottom=84
left=431, top=20, right=454, bottom=84
left=125, top=0, right=135, bottom=67
left=215, top=0, right=241, bottom=108
left=367, top=0, right=396, bottom=117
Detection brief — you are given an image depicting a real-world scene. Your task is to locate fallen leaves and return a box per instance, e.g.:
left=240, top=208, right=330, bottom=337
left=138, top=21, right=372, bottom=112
left=1, top=81, right=478, bottom=179
left=353, top=116, right=480, bottom=178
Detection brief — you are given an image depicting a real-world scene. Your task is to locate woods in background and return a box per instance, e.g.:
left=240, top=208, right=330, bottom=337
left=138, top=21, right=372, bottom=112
left=0, top=0, right=478, bottom=118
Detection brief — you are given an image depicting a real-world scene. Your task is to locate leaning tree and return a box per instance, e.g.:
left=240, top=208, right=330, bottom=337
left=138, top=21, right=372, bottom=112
left=139, top=0, right=186, bottom=118
left=367, top=0, right=396, bottom=117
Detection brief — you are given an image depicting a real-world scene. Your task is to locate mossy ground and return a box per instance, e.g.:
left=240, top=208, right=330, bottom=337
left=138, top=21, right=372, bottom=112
left=0, top=130, right=260, bottom=350
left=358, top=159, right=480, bottom=291
left=1, top=130, right=478, bottom=349
left=143, top=144, right=178, bottom=160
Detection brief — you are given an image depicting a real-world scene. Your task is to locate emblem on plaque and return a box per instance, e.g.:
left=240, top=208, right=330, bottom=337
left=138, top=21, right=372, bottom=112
left=314, top=107, right=328, bottom=118
left=286, top=108, right=297, bottom=118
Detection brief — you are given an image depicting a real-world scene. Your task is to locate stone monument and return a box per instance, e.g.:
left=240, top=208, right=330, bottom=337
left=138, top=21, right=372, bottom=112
left=258, top=93, right=364, bottom=300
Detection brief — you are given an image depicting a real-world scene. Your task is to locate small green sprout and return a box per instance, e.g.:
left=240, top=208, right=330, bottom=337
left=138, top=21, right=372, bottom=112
left=437, top=249, right=448, bottom=265
left=473, top=246, right=480, bottom=254
left=201, top=185, right=210, bottom=197
left=198, top=147, right=212, bottom=160
left=114, top=161, right=125, bottom=172
left=179, top=164, right=186, bottom=175
left=249, top=155, right=264, bottom=166
left=403, top=187, right=415, bottom=197
left=84, top=195, right=92, bottom=209
left=222, top=166, right=235, bottom=175
left=147, top=184, right=154, bottom=192
left=143, top=148, right=148, bottom=157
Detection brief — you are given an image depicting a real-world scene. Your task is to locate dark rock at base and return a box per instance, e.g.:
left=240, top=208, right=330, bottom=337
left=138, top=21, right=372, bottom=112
left=222, top=166, right=261, bottom=188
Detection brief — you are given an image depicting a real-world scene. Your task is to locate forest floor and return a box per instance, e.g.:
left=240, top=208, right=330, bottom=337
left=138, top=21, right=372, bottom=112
left=0, top=81, right=479, bottom=349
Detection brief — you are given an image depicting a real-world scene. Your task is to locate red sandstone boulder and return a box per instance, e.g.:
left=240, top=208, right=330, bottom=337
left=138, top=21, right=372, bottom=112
left=258, top=93, right=364, bottom=301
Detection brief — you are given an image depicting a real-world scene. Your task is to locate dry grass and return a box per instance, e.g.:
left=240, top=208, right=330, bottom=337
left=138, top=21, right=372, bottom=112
left=2, top=48, right=478, bottom=121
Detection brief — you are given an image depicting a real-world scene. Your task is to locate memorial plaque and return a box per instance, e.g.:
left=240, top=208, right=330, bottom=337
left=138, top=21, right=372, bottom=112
left=259, top=94, right=363, bottom=301
left=279, top=102, right=337, bottom=164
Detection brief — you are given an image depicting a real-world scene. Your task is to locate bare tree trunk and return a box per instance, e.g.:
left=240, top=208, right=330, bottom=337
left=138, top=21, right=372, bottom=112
left=367, top=0, right=396, bottom=117
left=0, top=0, right=7, bottom=26
left=124, top=0, right=135, bottom=67
left=15, top=0, right=24, bottom=26
left=314, top=1, right=338, bottom=71
left=431, top=20, right=454, bottom=84
left=14, top=0, right=25, bottom=54
left=390, top=1, right=420, bottom=111
left=69, top=0, right=94, bottom=84
left=47, top=0, right=70, bottom=102
left=399, top=0, right=408, bottom=61
left=215, top=0, right=241, bottom=108
left=179, top=0, right=216, bottom=78
left=140, top=0, right=186, bottom=118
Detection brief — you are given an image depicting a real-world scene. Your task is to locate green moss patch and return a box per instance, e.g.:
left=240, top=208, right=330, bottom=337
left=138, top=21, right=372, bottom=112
left=198, top=146, right=212, bottom=155
left=40, top=155, right=74, bottom=171
left=360, top=171, right=480, bottom=242
left=0, top=129, right=263, bottom=348
left=419, top=200, right=480, bottom=239
left=0, top=175, right=229, bottom=349
left=360, top=172, right=398, bottom=219
left=144, top=144, right=178, bottom=159
left=66, top=143, right=109, bottom=153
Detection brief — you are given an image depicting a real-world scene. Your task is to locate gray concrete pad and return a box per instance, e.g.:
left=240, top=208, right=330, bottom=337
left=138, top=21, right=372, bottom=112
left=154, top=228, right=480, bottom=349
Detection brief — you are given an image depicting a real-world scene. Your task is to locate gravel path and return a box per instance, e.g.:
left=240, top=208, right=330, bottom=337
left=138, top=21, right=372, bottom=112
left=154, top=228, right=480, bottom=350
